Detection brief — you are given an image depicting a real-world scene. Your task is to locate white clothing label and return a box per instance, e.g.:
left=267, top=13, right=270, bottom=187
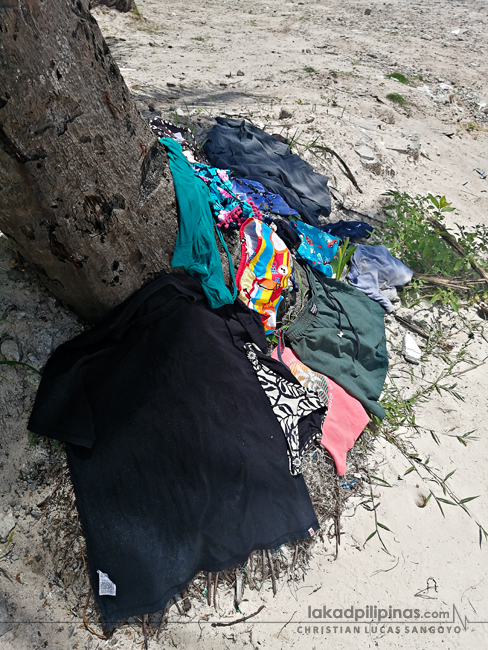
left=97, top=570, right=116, bottom=596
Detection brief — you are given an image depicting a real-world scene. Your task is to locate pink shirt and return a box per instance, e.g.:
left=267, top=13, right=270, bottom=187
left=271, top=346, right=369, bottom=476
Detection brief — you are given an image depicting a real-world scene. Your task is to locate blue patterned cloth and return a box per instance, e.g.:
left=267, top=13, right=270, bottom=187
left=290, top=220, right=339, bottom=277
left=231, top=178, right=300, bottom=218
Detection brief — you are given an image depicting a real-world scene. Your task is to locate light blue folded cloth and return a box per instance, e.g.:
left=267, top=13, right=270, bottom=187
left=347, top=244, right=413, bottom=312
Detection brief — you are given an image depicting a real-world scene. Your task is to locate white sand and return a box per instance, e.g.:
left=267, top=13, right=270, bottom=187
left=1, top=0, right=488, bottom=648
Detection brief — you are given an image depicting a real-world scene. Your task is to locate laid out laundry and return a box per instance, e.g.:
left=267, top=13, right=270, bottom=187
left=321, top=219, right=374, bottom=242
left=245, top=342, right=326, bottom=475
left=347, top=244, right=414, bottom=313
left=271, top=344, right=370, bottom=476
left=191, top=163, right=262, bottom=228
left=161, top=138, right=236, bottom=309
left=291, top=220, right=339, bottom=277
left=28, top=110, right=399, bottom=631
left=285, top=264, right=388, bottom=419
left=236, top=218, right=293, bottom=334
left=204, top=117, right=331, bottom=226
left=230, top=177, right=300, bottom=218
left=28, top=274, right=321, bottom=628
left=150, top=117, right=206, bottom=163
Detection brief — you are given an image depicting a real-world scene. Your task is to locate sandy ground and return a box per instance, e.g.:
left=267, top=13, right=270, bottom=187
left=1, top=0, right=488, bottom=648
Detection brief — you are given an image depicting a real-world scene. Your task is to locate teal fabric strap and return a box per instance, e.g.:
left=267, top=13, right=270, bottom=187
left=215, top=219, right=237, bottom=301
left=161, top=138, right=236, bottom=308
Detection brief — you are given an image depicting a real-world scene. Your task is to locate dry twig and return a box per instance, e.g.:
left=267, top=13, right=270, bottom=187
left=207, top=572, right=212, bottom=606
left=83, top=589, right=107, bottom=640
left=427, top=216, right=488, bottom=282
left=266, top=550, right=277, bottom=596
left=393, top=314, right=430, bottom=340
left=211, top=605, right=265, bottom=628
left=213, top=572, right=219, bottom=610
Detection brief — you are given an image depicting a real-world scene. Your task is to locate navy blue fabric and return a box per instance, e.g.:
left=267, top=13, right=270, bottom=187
left=273, top=219, right=301, bottom=251
left=204, top=118, right=331, bottom=226
left=321, top=220, right=373, bottom=242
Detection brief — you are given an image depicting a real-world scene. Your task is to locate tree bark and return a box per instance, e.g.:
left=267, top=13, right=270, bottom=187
left=0, top=0, right=177, bottom=322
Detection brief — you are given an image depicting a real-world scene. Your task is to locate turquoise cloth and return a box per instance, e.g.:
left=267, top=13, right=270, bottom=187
left=161, top=138, right=237, bottom=309
left=290, top=220, right=339, bottom=277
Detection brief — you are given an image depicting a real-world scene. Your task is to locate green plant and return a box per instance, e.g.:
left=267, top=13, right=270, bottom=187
left=378, top=191, right=488, bottom=310
left=387, top=72, right=409, bottom=84
left=0, top=530, right=14, bottom=559
left=29, top=431, right=61, bottom=452
left=363, top=337, right=488, bottom=550
left=330, top=237, right=357, bottom=280
left=192, top=36, right=206, bottom=42
left=386, top=92, right=407, bottom=106
left=132, top=4, right=142, bottom=20
left=304, top=66, right=316, bottom=73
left=364, top=469, right=394, bottom=553
left=0, top=359, right=41, bottom=375
left=287, top=128, right=301, bottom=150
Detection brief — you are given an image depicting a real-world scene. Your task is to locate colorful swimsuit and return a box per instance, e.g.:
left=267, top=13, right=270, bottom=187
left=236, top=218, right=293, bottom=334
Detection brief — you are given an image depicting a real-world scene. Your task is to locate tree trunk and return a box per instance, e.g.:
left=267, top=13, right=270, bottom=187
left=0, top=0, right=177, bottom=322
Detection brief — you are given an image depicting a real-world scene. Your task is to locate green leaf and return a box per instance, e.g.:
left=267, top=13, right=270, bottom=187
left=370, top=475, right=392, bottom=487
left=460, top=496, right=479, bottom=504
left=404, top=466, right=415, bottom=476
left=365, top=530, right=377, bottom=543
left=0, top=360, right=41, bottom=375
left=377, top=523, right=392, bottom=532
left=430, top=431, right=440, bottom=445
left=436, top=498, right=457, bottom=506
left=433, top=496, right=445, bottom=517
left=0, top=530, right=14, bottom=558
left=428, top=194, right=440, bottom=209
left=444, top=470, right=456, bottom=482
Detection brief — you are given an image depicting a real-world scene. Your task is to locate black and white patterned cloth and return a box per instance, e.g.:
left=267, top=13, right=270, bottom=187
left=150, top=117, right=207, bottom=163
left=244, top=343, right=325, bottom=475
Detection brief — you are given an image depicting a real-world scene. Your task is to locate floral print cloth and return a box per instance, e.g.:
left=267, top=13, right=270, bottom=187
left=191, top=163, right=262, bottom=228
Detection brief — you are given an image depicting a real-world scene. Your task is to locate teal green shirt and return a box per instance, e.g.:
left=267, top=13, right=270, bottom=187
left=162, top=138, right=236, bottom=308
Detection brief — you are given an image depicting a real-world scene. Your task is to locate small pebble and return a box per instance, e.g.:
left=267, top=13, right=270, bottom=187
left=1, top=340, right=20, bottom=362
